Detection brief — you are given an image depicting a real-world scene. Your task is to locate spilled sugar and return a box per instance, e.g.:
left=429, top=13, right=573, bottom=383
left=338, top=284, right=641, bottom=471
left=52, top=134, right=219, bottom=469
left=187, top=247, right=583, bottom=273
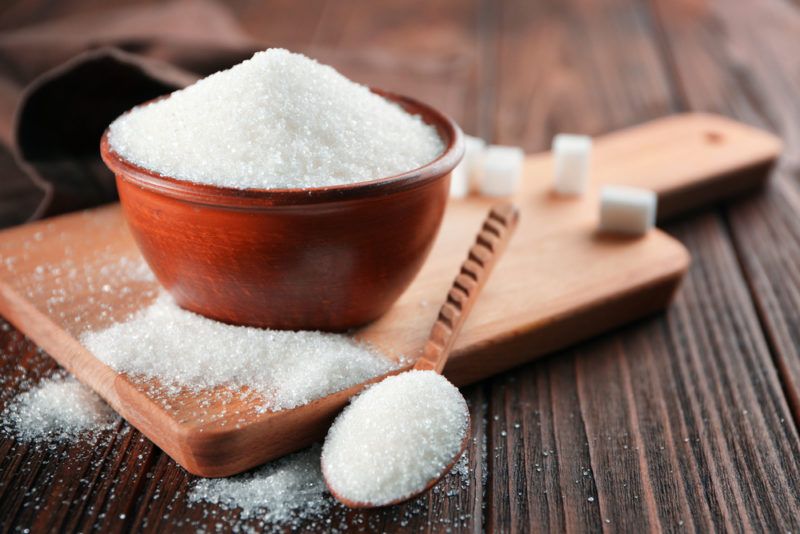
left=1, top=373, right=117, bottom=441
left=188, top=445, right=472, bottom=530
left=0, top=215, right=481, bottom=530
left=82, top=294, right=396, bottom=412
left=0, top=360, right=474, bottom=530
left=109, top=48, right=444, bottom=189
left=189, top=445, right=331, bottom=526
left=322, top=370, right=470, bottom=506
left=1, top=240, right=475, bottom=527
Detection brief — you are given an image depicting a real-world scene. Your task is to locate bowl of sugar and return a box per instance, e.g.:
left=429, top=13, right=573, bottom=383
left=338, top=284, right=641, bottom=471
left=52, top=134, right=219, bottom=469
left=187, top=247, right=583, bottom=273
left=101, top=49, right=463, bottom=331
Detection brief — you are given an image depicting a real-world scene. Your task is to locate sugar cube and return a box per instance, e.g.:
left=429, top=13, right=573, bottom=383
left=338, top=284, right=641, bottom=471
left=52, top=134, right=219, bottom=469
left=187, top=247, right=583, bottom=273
left=464, top=135, right=486, bottom=186
left=449, top=163, right=470, bottom=197
left=553, top=134, right=592, bottom=195
left=449, top=135, right=486, bottom=198
left=478, top=145, right=524, bottom=197
left=599, top=185, right=657, bottom=235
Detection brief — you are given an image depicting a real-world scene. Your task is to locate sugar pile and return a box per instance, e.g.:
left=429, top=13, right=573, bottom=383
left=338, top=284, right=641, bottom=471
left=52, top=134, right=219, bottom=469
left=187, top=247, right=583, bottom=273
left=189, top=445, right=331, bottom=526
left=1, top=373, right=117, bottom=441
left=108, top=49, right=444, bottom=189
left=189, top=443, right=473, bottom=530
left=82, top=294, right=396, bottom=412
left=322, top=370, right=469, bottom=506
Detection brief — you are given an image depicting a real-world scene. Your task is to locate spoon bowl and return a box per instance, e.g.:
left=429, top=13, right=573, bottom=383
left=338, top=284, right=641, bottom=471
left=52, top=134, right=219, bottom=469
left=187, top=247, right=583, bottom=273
left=323, top=415, right=472, bottom=508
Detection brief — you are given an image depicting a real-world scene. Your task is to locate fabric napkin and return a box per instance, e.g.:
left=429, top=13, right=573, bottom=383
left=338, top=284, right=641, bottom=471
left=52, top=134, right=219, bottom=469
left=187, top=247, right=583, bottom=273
left=0, top=0, right=258, bottom=225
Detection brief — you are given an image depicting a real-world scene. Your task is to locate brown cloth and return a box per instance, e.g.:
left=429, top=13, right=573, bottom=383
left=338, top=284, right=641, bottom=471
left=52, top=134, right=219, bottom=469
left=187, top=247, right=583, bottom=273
left=0, top=0, right=259, bottom=226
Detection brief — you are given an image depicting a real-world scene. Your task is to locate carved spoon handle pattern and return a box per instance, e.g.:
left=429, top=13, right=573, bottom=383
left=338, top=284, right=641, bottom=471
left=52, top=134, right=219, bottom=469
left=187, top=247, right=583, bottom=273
left=414, top=203, right=520, bottom=374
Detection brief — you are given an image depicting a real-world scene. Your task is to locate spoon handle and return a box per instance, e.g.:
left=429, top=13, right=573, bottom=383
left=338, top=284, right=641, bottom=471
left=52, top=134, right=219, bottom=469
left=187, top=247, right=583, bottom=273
left=414, top=203, right=520, bottom=374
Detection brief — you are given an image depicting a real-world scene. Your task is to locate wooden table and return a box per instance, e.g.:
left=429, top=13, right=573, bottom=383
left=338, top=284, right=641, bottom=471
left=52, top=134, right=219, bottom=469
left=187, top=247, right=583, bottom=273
left=2, top=0, right=799, bottom=531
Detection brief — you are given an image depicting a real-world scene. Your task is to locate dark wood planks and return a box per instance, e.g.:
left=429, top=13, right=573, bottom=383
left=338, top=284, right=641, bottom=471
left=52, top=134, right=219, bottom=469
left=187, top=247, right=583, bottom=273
left=650, top=0, right=800, bottom=427
left=0, top=328, right=488, bottom=532
left=666, top=217, right=800, bottom=528
left=486, top=0, right=673, bottom=530
left=481, top=0, right=666, bottom=529
left=2, top=0, right=800, bottom=532
left=488, top=357, right=607, bottom=532
left=485, top=0, right=800, bottom=531
left=576, top=215, right=800, bottom=531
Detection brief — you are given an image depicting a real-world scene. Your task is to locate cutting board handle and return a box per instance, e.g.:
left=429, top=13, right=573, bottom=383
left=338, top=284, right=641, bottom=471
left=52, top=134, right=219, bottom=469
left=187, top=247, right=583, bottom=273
left=591, top=113, right=783, bottom=220
left=414, top=203, right=520, bottom=374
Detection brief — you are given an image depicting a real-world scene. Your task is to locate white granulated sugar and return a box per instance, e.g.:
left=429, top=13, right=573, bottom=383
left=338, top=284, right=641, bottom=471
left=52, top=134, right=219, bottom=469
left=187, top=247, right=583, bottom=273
left=322, top=370, right=469, bottom=506
left=189, top=445, right=331, bottom=525
left=82, top=294, right=395, bottom=412
left=189, top=443, right=472, bottom=530
left=1, top=374, right=117, bottom=441
left=108, top=49, right=444, bottom=189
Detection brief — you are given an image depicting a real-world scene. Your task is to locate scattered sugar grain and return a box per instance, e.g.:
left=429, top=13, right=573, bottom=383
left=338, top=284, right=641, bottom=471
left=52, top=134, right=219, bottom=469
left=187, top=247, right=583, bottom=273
left=552, top=133, right=592, bottom=195
left=1, top=374, right=117, bottom=442
left=189, top=443, right=472, bottom=530
left=109, top=49, right=444, bottom=189
left=82, top=294, right=395, bottom=412
left=189, top=445, right=331, bottom=525
left=478, top=145, right=524, bottom=197
left=451, top=452, right=470, bottom=487
left=322, top=370, right=469, bottom=506
left=598, top=185, right=657, bottom=236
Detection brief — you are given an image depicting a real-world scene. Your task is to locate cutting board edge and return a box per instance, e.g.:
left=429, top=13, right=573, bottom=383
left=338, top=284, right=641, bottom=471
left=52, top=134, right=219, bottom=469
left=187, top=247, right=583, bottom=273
left=656, top=157, right=778, bottom=220
left=444, top=248, right=687, bottom=386
left=113, top=365, right=411, bottom=477
left=113, top=235, right=689, bottom=478
left=0, top=281, right=123, bottom=412
left=0, top=225, right=691, bottom=479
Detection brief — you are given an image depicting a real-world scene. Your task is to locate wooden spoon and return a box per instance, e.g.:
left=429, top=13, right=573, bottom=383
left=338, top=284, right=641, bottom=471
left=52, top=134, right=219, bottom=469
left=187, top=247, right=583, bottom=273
left=322, top=203, right=520, bottom=508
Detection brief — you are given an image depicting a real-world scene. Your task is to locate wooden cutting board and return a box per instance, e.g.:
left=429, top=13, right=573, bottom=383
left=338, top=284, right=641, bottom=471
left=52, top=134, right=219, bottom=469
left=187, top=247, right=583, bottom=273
left=0, top=113, right=780, bottom=477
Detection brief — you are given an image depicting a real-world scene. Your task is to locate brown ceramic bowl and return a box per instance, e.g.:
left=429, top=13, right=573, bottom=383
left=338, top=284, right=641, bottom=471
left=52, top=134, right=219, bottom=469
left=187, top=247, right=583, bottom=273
left=101, top=89, right=463, bottom=331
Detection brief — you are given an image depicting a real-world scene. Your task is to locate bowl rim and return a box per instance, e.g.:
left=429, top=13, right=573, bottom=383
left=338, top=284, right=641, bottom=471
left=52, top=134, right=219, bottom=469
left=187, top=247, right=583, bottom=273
left=100, top=88, right=464, bottom=208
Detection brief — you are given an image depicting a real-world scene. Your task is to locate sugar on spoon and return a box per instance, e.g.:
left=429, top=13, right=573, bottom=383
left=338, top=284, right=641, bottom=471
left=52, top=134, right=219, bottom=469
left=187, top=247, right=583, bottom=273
left=321, top=203, right=520, bottom=508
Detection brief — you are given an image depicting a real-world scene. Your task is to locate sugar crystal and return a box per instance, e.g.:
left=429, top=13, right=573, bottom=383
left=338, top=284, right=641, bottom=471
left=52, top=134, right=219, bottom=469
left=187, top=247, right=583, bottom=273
left=1, top=374, right=117, bottom=441
left=82, top=294, right=395, bottom=412
left=189, top=445, right=331, bottom=525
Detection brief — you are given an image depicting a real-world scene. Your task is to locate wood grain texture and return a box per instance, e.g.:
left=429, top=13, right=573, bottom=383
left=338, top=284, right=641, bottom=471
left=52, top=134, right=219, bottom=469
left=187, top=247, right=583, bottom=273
left=483, top=0, right=800, bottom=533
left=2, top=0, right=800, bottom=532
left=650, top=0, right=800, bottom=429
left=415, top=203, right=519, bottom=374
